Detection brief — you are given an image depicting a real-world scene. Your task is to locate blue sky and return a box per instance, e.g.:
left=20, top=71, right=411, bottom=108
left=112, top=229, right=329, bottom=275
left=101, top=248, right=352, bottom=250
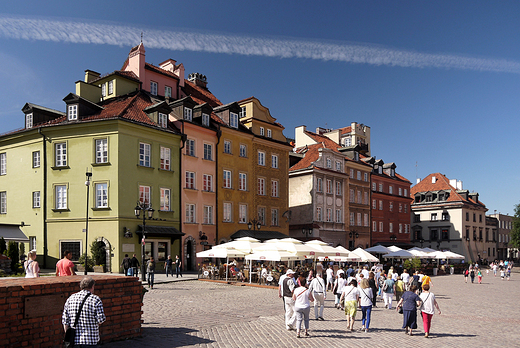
left=1, top=1, right=519, bottom=215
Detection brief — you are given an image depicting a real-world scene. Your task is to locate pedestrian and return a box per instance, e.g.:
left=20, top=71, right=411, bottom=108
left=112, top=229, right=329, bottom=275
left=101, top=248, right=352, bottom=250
left=422, top=272, right=432, bottom=290
left=382, top=275, right=396, bottom=309
left=56, top=250, right=76, bottom=276
left=500, top=268, right=505, bottom=280
left=120, top=254, right=131, bottom=276
left=326, top=265, right=334, bottom=291
left=464, top=268, right=469, bottom=283
left=278, top=269, right=296, bottom=330
left=368, top=271, right=378, bottom=307
left=309, top=272, right=326, bottom=320
left=419, top=284, right=441, bottom=338
left=340, top=279, right=360, bottom=331
left=358, top=278, right=373, bottom=333
left=395, top=276, right=404, bottom=302
left=477, top=269, right=483, bottom=284
left=333, top=273, right=347, bottom=309
left=506, top=266, right=511, bottom=280
left=24, top=250, right=40, bottom=278
left=469, top=268, right=475, bottom=283
left=147, top=256, right=156, bottom=289
left=130, top=254, right=140, bottom=278
left=401, top=269, right=410, bottom=290
left=396, top=285, right=422, bottom=336
left=165, top=255, right=174, bottom=277
left=175, top=255, right=182, bottom=278
left=62, top=276, right=106, bottom=347
left=293, top=275, right=314, bottom=338
left=306, top=270, right=314, bottom=285
left=492, top=263, right=498, bottom=277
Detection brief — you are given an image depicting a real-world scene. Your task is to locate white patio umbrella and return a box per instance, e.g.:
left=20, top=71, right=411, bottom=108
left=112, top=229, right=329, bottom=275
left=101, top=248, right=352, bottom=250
left=443, top=251, right=465, bottom=260
left=421, top=247, right=437, bottom=253
left=429, top=251, right=449, bottom=259
left=214, top=240, right=262, bottom=253
left=233, top=237, right=260, bottom=242
left=305, top=241, right=351, bottom=258
left=383, top=249, right=416, bottom=259
left=387, top=246, right=402, bottom=252
left=196, top=248, right=248, bottom=282
left=407, top=249, right=435, bottom=259
left=365, top=245, right=392, bottom=254
left=245, top=250, right=307, bottom=262
left=351, top=248, right=379, bottom=263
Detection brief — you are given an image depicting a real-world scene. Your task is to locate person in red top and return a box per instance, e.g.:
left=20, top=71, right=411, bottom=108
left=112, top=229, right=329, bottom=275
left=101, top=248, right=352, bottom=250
left=56, top=250, right=76, bottom=276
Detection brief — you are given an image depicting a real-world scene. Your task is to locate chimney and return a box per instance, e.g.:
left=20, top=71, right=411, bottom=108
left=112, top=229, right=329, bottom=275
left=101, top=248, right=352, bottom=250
left=432, top=176, right=437, bottom=184
left=416, top=178, right=421, bottom=184
left=188, top=73, right=207, bottom=88
left=84, top=70, right=100, bottom=83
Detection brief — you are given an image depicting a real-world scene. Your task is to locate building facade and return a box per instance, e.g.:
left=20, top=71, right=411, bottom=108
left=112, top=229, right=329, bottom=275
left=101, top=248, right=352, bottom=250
left=487, top=213, right=514, bottom=260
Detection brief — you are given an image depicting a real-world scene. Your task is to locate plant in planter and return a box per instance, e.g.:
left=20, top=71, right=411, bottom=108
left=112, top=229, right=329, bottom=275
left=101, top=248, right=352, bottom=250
left=90, top=240, right=106, bottom=272
left=78, top=253, right=95, bottom=272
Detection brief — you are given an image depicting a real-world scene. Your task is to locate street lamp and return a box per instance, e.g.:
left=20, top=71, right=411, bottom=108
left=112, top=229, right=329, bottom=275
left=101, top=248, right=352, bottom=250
left=349, top=231, right=359, bottom=250
left=390, top=234, right=397, bottom=243
left=302, top=228, right=313, bottom=239
left=247, top=218, right=262, bottom=231
left=84, top=170, right=92, bottom=275
left=419, top=238, right=425, bottom=248
left=135, top=201, right=155, bottom=281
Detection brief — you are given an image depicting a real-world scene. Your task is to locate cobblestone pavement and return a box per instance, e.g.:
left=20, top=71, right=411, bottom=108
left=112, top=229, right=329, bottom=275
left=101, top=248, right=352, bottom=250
left=103, top=272, right=519, bottom=348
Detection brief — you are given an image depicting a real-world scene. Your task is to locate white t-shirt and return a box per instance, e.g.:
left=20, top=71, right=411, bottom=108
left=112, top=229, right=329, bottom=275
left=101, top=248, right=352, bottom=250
left=358, top=287, right=373, bottom=306
left=401, top=272, right=410, bottom=284
left=326, top=268, right=334, bottom=280
left=419, top=291, right=436, bottom=315
left=335, top=277, right=347, bottom=294
left=293, top=287, right=311, bottom=309
left=392, top=272, right=398, bottom=281
left=342, top=285, right=360, bottom=302
left=337, top=269, right=345, bottom=277
left=418, top=274, right=424, bottom=282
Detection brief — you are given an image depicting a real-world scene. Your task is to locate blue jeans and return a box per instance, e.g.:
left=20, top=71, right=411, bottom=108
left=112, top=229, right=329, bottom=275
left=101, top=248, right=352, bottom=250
left=361, top=305, right=372, bottom=329
left=176, top=266, right=182, bottom=277
left=148, top=272, right=154, bottom=288
left=165, top=266, right=173, bottom=277
left=295, top=306, right=310, bottom=330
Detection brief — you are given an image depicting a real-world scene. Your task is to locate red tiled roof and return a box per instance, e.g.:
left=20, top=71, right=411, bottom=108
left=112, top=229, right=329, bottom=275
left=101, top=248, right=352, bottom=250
left=91, top=70, right=141, bottom=84
left=145, top=63, right=180, bottom=80
left=183, top=80, right=222, bottom=108
left=290, top=144, right=322, bottom=171
left=339, top=126, right=352, bottom=135
left=303, top=130, right=342, bottom=153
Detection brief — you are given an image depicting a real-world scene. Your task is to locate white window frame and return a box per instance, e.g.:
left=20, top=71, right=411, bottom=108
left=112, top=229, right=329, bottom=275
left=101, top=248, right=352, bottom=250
left=267, top=129, right=272, bottom=138
left=271, top=154, right=278, bottom=168
left=203, top=205, right=213, bottom=224
left=165, top=85, right=172, bottom=98
left=239, top=144, right=247, bottom=157
left=364, top=214, right=369, bottom=227
left=350, top=212, right=355, bottom=225
left=336, top=161, right=341, bottom=172
left=239, top=173, right=247, bottom=191
left=223, top=202, right=232, bottom=222
left=150, top=81, right=158, bottom=96
left=0, top=153, right=5, bottom=175
left=335, top=209, right=342, bottom=223
left=239, top=204, right=247, bottom=223
left=336, top=181, right=342, bottom=195
left=224, top=140, right=232, bottom=154
left=239, top=106, right=246, bottom=118
left=379, top=221, right=384, bottom=232
left=139, top=142, right=151, bottom=167
left=33, top=191, right=40, bottom=208
left=271, top=180, right=279, bottom=197
left=357, top=213, right=362, bottom=226
left=95, top=139, right=108, bottom=164
left=55, top=185, right=67, bottom=210
left=26, top=113, right=33, bottom=129
left=230, top=112, right=239, bottom=128
left=184, top=107, right=193, bottom=121
left=260, top=127, right=264, bottom=136
left=29, top=236, right=36, bottom=251
left=158, top=113, right=168, bottom=128
left=223, top=170, right=232, bottom=189
left=364, top=173, right=368, bottom=182
left=326, top=179, right=332, bottom=194
left=139, top=185, right=151, bottom=205
left=271, top=208, right=279, bottom=226
left=326, top=158, right=331, bottom=168
left=160, top=146, right=171, bottom=170
left=350, top=189, right=355, bottom=203
left=202, top=113, right=210, bottom=126
left=258, top=177, right=266, bottom=195
left=203, top=174, right=213, bottom=192
left=203, top=143, right=213, bottom=161
left=0, top=191, right=5, bottom=214
left=33, top=151, right=40, bottom=168
left=95, top=182, right=108, bottom=208
left=101, top=83, right=106, bottom=97
left=160, top=188, right=171, bottom=211
left=108, top=80, right=114, bottom=95
left=185, top=171, right=196, bottom=189
left=258, top=151, right=265, bottom=166
left=186, top=139, right=195, bottom=156
left=55, top=143, right=67, bottom=167
left=373, top=221, right=377, bottom=232
left=258, top=207, right=266, bottom=225
left=379, top=183, right=383, bottom=192
left=357, top=171, right=361, bottom=180
left=185, top=203, right=196, bottom=223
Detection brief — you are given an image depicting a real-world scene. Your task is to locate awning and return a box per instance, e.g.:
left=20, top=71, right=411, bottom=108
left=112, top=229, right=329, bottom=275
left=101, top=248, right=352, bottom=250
left=229, top=230, right=289, bottom=241
left=137, top=225, right=184, bottom=239
left=0, top=224, right=29, bottom=243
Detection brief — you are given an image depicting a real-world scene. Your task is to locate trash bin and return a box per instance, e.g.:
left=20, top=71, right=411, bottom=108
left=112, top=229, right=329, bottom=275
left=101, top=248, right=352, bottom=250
left=450, top=267, right=454, bottom=275
left=433, top=268, right=438, bottom=276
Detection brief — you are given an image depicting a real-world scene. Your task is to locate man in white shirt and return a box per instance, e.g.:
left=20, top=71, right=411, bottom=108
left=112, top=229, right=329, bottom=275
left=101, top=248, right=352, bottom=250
left=278, top=269, right=296, bottom=330
left=309, top=272, right=326, bottom=320
left=326, top=265, right=334, bottom=291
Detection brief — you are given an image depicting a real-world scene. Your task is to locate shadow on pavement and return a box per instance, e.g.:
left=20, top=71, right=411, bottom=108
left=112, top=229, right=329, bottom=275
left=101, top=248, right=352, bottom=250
left=133, top=327, right=213, bottom=347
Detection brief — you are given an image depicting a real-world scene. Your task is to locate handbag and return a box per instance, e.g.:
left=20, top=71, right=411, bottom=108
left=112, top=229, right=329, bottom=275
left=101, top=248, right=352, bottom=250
left=64, top=292, right=91, bottom=348
left=398, top=307, right=403, bottom=314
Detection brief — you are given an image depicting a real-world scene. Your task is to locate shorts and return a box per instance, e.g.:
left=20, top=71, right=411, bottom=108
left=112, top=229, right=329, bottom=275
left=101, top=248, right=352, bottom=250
left=344, top=300, right=357, bottom=318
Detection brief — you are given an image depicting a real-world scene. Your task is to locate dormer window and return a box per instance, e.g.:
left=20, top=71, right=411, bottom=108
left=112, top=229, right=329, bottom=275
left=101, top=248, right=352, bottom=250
left=260, top=127, right=264, bottom=136
left=390, top=168, right=395, bottom=177
left=267, top=129, right=272, bottom=138
left=68, top=105, right=78, bottom=121
left=326, top=158, right=331, bottom=168
left=378, top=166, right=382, bottom=174
left=108, top=80, right=114, bottom=95
left=343, top=137, right=351, bottom=147
left=230, top=112, right=238, bottom=128
left=165, top=86, right=172, bottom=98
left=158, top=113, right=168, bottom=128
left=150, top=81, right=158, bottom=96
left=184, top=107, right=193, bottom=121
left=202, top=113, right=210, bottom=126
left=101, top=84, right=106, bottom=97
left=26, top=113, right=33, bottom=129
left=239, top=106, right=246, bottom=118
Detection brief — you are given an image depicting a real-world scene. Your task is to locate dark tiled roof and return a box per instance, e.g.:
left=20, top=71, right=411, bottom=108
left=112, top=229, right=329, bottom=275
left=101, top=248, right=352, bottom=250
left=183, top=79, right=222, bottom=108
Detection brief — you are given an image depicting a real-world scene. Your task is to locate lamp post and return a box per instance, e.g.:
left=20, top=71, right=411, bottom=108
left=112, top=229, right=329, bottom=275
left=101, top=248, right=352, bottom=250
left=419, top=238, right=425, bottom=248
left=390, top=234, right=397, bottom=243
left=84, top=170, right=92, bottom=275
left=135, top=202, right=154, bottom=281
left=247, top=218, right=262, bottom=231
left=302, top=228, right=313, bottom=239
left=349, top=231, right=359, bottom=250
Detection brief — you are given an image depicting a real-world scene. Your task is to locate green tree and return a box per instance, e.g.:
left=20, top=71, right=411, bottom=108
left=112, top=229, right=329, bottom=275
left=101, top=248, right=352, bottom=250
left=509, top=203, right=520, bottom=251
left=403, top=258, right=422, bottom=273
left=0, top=237, right=6, bottom=255
left=90, top=240, right=106, bottom=266
left=7, top=241, right=20, bottom=272
left=19, top=242, right=25, bottom=259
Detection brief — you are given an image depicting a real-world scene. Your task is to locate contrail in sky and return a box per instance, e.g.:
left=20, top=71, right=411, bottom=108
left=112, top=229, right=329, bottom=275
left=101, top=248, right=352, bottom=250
left=1, top=16, right=520, bottom=74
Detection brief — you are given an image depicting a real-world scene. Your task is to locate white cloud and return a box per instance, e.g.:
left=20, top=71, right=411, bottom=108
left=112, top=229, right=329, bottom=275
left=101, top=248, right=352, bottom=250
left=1, top=15, right=520, bottom=74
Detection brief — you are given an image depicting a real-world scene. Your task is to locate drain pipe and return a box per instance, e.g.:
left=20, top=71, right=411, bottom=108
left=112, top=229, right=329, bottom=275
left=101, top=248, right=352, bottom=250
left=38, top=128, right=49, bottom=268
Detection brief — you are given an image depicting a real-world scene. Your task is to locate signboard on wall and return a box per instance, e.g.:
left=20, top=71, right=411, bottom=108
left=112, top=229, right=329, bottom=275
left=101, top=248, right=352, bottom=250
left=122, top=244, right=135, bottom=253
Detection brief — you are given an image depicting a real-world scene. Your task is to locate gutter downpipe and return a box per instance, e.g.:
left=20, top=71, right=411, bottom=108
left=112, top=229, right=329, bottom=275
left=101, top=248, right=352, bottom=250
left=38, top=128, right=49, bottom=268
left=179, top=122, right=187, bottom=261
left=215, top=126, right=222, bottom=246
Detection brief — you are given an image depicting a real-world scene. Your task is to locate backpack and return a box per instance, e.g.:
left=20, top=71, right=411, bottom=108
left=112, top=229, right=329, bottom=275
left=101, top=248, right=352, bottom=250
left=464, top=270, right=469, bottom=276
left=382, top=280, right=389, bottom=291
left=411, top=276, right=419, bottom=289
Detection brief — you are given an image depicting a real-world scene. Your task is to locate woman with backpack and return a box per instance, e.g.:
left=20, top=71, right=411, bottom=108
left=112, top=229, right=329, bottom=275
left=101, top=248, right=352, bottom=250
left=464, top=268, right=469, bottom=283
left=469, top=267, right=475, bottom=283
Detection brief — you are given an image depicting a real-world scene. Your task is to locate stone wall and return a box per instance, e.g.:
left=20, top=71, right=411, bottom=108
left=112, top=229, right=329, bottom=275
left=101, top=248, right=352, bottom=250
left=0, top=275, right=142, bottom=347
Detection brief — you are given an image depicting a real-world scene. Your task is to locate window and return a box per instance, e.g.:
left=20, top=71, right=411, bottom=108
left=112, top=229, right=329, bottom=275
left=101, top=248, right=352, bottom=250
left=239, top=106, right=246, bottom=118
left=271, top=154, right=279, bottom=168
left=373, top=221, right=377, bottom=232
left=185, top=204, right=196, bottom=223
left=55, top=185, right=67, bottom=209
left=60, top=241, right=81, bottom=261
left=389, top=223, right=394, bottom=233
left=326, top=158, right=331, bottom=168
left=356, top=171, right=361, bottom=180
left=239, top=173, right=247, bottom=191
left=68, top=105, right=78, bottom=121
left=160, top=188, right=170, bottom=211
left=349, top=189, right=355, bottom=203
left=33, top=191, right=40, bottom=208
left=158, top=113, right=168, bottom=128
left=224, top=140, right=231, bottom=154
left=101, top=83, right=106, bottom=97
left=186, top=139, right=195, bottom=156
left=139, top=185, right=150, bottom=205
left=184, top=107, right=193, bottom=121
left=0, top=191, right=5, bottom=213
left=91, top=183, right=108, bottom=209
left=326, top=208, right=332, bottom=222
left=139, top=143, right=150, bottom=167
left=0, top=153, right=5, bottom=175
left=378, top=183, right=383, bottom=192
left=404, top=189, right=408, bottom=196
left=26, top=113, right=33, bottom=129
left=258, top=178, right=266, bottom=195
left=267, top=129, right=272, bottom=138
left=357, top=213, right=362, bottom=226
left=203, top=143, right=213, bottom=161
left=442, top=212, right=450, bottom=221
left=165, top=86, right=172, bottom=98
left=94, top=139, right=108, bottom=164
left=239, top=144, right=247, bottom=157
left=372, top=199, right=377, bottom=209
left=442, top=229, right=449, bottom=240
left=404, top=205, right=408, bottom=213
left=389, top=202, right=393, bottom=212
left=431, top=213, right=437, bottom=221
left=271, top=180, right=279, bottom=197
left=160, top=147, right=170, bottom=170
left=326, top=180, right=332, bottom=194
left=55, top=143, right=67, bottom=167
left=150, top=81, right=158, bottom=96
left=230, top=112, right=238, bottom=128
left=317, top=178, right=323, bottom=192
left=317, top=207, right=322, bottom=221
left=239, top=204, right=247, bottom=223
left=350, top=169, right=354, bottom=178
left=364, top=173, right=368, bottom=182
left=271, top=208, right=279, bottom=226
left=203, top=174, right=213, bottom=192
left=466, top=212, right=469, bottom=221
left=336, top=161, right=342, bottom=171
left=430, top=229, right=439, bottom=241
left=223, top=170, right=232, bottom=188
left=108, top=80, right=114, bottom=95
left=32, top=151, right=40, bottom=168
left=350, top=212, right=355, bottom=225
left=364, top=214, right=369, bottom=227
left=203, top=206, right=213, bottom=224
left=185, top=171, right=195, bottom=189
left=336, top=182, right=342, bottom=195
left=357, top=190, right=362, bottom=204
left=389, top=186, right=393, bottom=195
left=260, top=127, right=264, bottom=136
left=398, top=187, right=402, bottom=196
left=29, top=236, right=36, bottom=251
left=202, top=113, right=210, bottom=126
left=258, top=151, right=265, bottom=166
left=364, top=192, right=368, bottom=205
left=258, top=207, right=266, bottom=225
left=379, top=200, right=383, bottom=210
left=336, top=209, right=342, bottom=223
left=372, top=182, right=376, bottom=191
left=379, top=222, right=384, bottom=232
left=223, top=202, right=232, bottom=222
